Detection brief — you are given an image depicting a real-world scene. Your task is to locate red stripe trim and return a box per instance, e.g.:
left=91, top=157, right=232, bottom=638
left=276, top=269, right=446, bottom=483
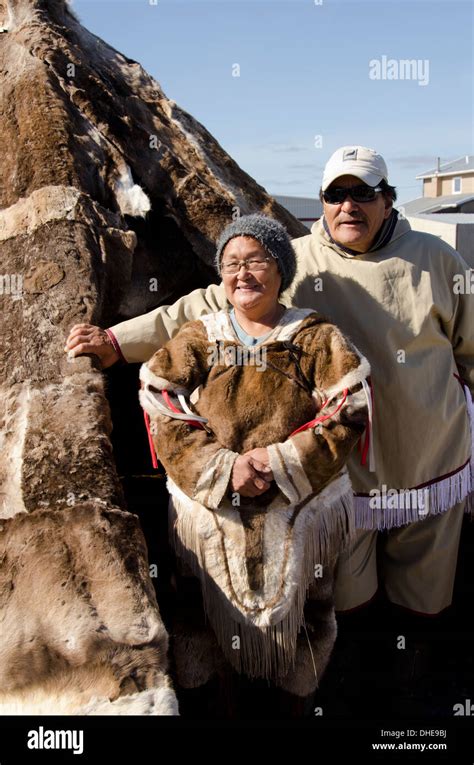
left=289, top=389, right=348, bottom=437
left=360, top=423, right=370, bottom=466
left=354, top=456, right=471, bottom=496
left=143, top=410, right=159, bottom=469
left=454, top=372, right=472, bottom=401
left=162, top=389, right=180, bottom=413
left=105, top=328, right=127, bottom=364
left=360, top=377, right=374, bottom=467
left=162, top=390, right=206, bottom=430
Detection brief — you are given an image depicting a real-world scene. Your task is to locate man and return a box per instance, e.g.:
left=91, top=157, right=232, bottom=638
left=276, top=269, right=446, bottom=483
left=65, top=146, right=473, bottom=706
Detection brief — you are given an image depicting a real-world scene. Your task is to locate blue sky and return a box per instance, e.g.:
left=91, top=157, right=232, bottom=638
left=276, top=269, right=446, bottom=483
left=72, top=0, right=473, bottom=204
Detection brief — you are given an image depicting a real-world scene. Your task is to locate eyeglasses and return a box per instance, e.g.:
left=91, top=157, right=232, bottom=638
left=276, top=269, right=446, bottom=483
left=221, top=256, right=274, bottom=274
left=322, top=185, right=383, bottom=205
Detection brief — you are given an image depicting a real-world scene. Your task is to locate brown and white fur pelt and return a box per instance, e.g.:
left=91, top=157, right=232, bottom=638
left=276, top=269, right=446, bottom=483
left=140, top=307, right=370, bottom=695
left=0, top=645, right=178, bottom=716
left=0, top=502, right=178, bottom=716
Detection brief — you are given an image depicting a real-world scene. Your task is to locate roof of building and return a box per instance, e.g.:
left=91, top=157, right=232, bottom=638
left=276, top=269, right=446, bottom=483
left=273, top=194, right=322, bottom=220
left=400, top=193, right=474, bottom=215
left=407, top=212, right=474, bottom=225
left=416, top=155, right=474, bottom=179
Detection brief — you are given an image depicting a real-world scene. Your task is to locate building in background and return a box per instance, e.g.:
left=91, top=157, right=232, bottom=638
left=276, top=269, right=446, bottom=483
left=416, top=155, right=474, bottom=201
left=401, top=155, right=474, bottom=266
left=273, top=195, right=322, bottom=232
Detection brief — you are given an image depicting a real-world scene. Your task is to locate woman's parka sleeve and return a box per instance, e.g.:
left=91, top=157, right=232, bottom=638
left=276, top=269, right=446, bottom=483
left=139, top=320, right=239, bottom=510
left=266, top=323, right=371, bottom=505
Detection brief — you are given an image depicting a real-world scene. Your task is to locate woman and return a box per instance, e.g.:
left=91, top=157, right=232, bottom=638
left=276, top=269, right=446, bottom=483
left=139, top=214, right=371, bottom=712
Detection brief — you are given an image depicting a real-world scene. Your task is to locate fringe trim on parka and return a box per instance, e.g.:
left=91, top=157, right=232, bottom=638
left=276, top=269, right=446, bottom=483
left=354, top=382, right=474, bottom=528
left=167, top=473, right=354, bottom=681
left=464, top=383, right=474, bottom=514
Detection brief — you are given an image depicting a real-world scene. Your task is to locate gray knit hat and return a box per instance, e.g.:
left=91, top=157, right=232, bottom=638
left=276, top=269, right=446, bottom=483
left=215, top=213, right=296, bottom=293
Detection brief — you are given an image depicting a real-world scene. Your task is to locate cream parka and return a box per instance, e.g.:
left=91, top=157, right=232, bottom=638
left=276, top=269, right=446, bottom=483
left=109, top=217, right=474, bottom=528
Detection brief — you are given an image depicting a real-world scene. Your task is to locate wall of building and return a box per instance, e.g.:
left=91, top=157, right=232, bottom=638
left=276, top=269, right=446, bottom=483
left=423, top=177, right=440, bottom=197
left=407, top=215, right=474, bottom=266
left=423, top=175, right=474, bottom=197
left=407, top=215, right=457, bottom=248
left=439, top=175, right=474, bottom=196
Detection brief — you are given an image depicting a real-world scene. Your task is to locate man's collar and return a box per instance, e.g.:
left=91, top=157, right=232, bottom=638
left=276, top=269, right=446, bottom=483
left=322, top=209, right=399, bottom=256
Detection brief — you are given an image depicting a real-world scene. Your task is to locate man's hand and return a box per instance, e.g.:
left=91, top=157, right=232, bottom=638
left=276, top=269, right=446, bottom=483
left=230, top=454, right=273, bottom=498
left=64, top=324, right=120, bottom=368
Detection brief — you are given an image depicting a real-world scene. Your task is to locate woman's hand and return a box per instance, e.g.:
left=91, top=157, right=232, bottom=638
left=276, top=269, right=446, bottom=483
left=230, top=454, right=273, bottom=497
left=244, top=447, right=273, bottom=479
left=64, top=324, right=120, bottom=368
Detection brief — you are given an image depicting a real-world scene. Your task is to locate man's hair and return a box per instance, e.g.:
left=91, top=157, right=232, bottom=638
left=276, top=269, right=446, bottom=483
left=318, top=179, right=397, bottom=203
left=379, top=179, right=397, bottom=202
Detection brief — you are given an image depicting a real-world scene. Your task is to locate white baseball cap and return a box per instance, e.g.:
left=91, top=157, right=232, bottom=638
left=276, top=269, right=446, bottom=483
left=322, top=146, right=388, bottom=191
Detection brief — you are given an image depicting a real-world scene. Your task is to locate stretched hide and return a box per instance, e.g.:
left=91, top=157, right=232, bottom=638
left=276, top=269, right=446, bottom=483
left=0, top=0, right=306, bottom=715
left=0, top=503, right=177, bottom=715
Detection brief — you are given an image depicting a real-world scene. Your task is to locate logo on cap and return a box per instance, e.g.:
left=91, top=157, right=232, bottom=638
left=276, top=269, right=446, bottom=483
left=343, top=148, right=358, bottom=161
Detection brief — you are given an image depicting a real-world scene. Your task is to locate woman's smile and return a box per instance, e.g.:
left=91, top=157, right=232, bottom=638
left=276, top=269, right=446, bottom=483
left=235, top=283, right=262, bottom=292
left=220, top=234, right=283, bottom=333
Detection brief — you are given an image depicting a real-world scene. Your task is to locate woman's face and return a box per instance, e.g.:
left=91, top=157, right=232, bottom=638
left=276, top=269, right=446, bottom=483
left=221, top=236, right=282, bottom=315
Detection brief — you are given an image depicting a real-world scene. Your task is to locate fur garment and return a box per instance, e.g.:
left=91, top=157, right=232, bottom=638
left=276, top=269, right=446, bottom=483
left=140, top=307, right=370, bottom=689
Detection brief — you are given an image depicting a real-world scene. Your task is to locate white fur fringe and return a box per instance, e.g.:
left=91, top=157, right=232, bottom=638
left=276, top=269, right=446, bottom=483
left=167, top=476, right=354, bottom=681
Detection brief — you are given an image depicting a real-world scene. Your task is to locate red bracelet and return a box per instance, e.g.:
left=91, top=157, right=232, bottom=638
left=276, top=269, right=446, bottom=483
left=105, top=328, right=127, bottom=364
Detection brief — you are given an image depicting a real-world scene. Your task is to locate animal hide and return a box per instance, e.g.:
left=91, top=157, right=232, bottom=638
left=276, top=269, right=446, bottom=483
left=0, top=648, right=178, bottom=716
left=0, top=502, right=178, bottom=715
left=0, top=0, right=307, bottom=714
left=167, top=472, right=352, bottom=681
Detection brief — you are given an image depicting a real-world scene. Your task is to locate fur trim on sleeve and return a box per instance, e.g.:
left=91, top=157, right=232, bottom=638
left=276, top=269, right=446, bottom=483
left=267, top=441, right=313, bottom=505
left=192, top=448, right=239, bottom=510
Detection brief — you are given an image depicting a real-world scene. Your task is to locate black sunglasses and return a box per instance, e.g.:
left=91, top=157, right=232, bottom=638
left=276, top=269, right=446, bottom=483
left=323, top=185, right=383, bottom=204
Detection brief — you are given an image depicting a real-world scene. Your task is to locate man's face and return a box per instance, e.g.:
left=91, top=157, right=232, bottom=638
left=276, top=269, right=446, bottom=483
left=323, top=175, right=393, bottom=253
